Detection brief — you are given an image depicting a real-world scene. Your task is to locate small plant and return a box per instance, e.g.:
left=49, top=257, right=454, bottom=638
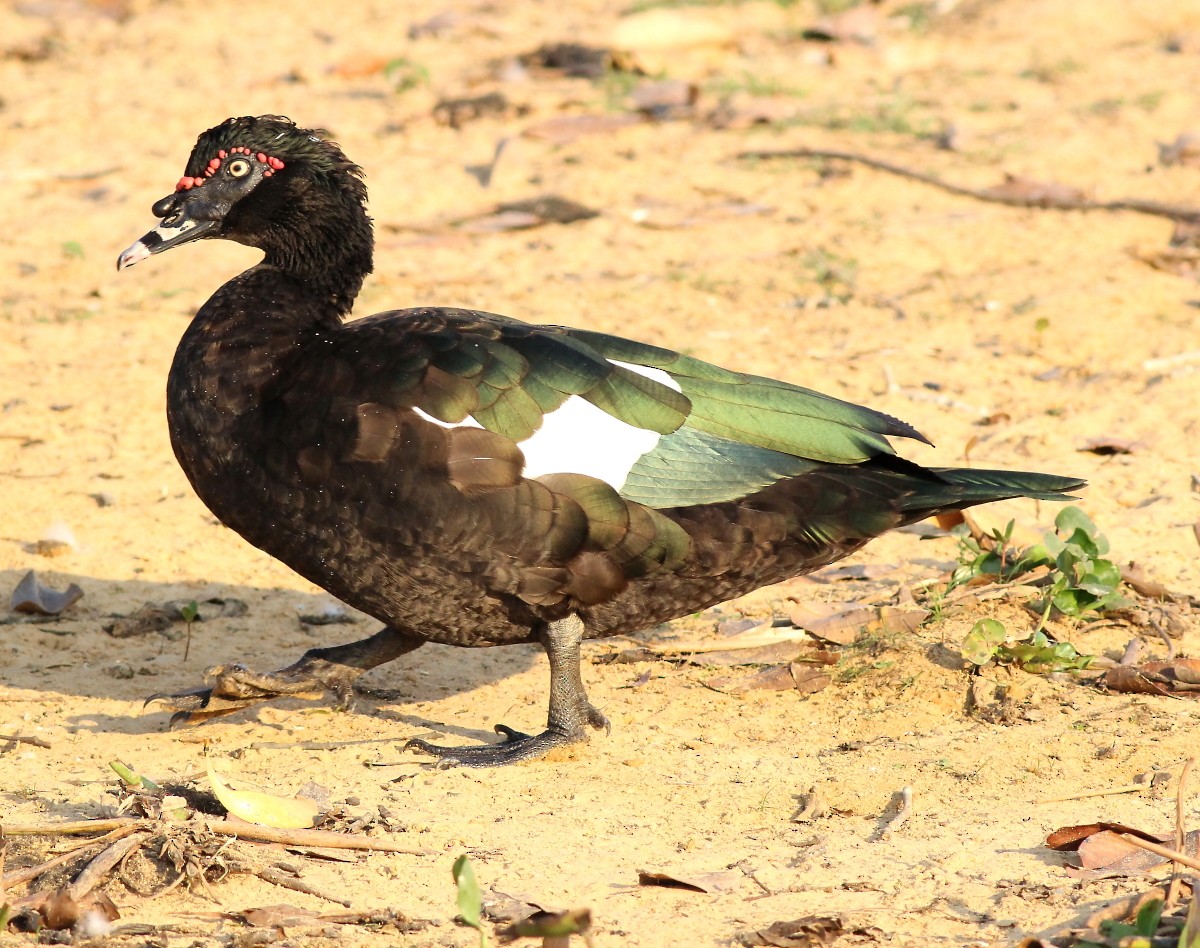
left=1078, top=897, right=1163, bottom=947
left=384, top=57, right=429, bottom=94
left=453, top=854, right=489, bottom=947
left=62, top=240, right=84, bottom=260
left=951, top=507, right=1126, bottom=620
left=953, top=507, right=1125, bottom=671
left=962, top=620, right=1091, bottom=673
left=180, top=600, right=199, bottom=661
left=1029, top=507, right=1128, bottom=620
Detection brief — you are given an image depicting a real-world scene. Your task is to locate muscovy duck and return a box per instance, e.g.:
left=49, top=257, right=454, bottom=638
left=117, top=116, right=1084, bottom=766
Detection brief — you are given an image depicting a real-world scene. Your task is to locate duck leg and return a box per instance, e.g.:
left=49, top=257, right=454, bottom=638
left=149, top=626, right=424, bottom=726
left=407, top=614, right=610, bottom=767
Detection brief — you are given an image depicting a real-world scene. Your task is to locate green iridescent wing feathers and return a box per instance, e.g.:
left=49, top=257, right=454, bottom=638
left=390, top=312, right=928, bottom=508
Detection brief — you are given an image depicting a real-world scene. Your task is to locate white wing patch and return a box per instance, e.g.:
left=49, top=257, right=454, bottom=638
left=414, top=362, right=684, bottom=491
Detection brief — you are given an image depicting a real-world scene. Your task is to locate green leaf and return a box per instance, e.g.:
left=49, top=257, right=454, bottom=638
left=452, top=854, right=488, bottom=947
left=961, top=618, right=1007, bottom=665
left=982, top=629, right=1093, bottom=674
left=1178, top=892, right=1200, bottom=948
left=180, top=600, right=199, bottom=623
left=110, top=759, right=161, bottom=792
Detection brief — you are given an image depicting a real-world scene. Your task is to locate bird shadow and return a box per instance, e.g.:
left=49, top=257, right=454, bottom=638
left=0, top=567, right=539, bottom=738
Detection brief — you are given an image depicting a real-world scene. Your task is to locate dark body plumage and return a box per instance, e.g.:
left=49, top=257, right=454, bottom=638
left=119, top=116, right=1084, bottom=765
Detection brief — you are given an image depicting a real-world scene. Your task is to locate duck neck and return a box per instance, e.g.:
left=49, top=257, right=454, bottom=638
left=264, top=212, right=374, bottom=323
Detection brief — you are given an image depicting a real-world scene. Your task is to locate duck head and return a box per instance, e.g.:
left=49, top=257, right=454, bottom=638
left=117, top=115, right=371, bottom=281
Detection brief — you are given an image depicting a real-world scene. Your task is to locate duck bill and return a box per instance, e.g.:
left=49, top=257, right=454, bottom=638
left=116, top=214, right=219, bottom=271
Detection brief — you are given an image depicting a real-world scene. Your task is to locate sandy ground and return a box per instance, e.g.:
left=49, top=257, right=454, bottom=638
left=2, top=0, right=1200, bottom=944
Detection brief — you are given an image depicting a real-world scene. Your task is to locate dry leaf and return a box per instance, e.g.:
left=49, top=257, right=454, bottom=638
left=1119, top=563, right=1177, bottom=600
left=519, top=41, right=612, bottom=79
left=637, top=869, right=740, bottom=893
left=787, top=601, right=875, bottom=646
left=877, top=606, right=932, bottom=634
left=1072, top=829, right=1200, bottom=877
left=1079, top=436, right=1139, bottom=455
left=207, top=762, right=322, bottom=829
left=741, top=915, right=844, bottom=947
left=707, top=95, right=799, bottom=130
left=433, top=91, right=514, bottom=129
left=10, top=570, right=83, bottom=615
left=802, top=3, right=881, bottom=44
left=706, top=663, right=831, bottom=694
left=1045, top=822, right=1155, bottom=851
left=631, top=79, right=698, bottom=119
left=522, top=114, right=641, bottom=145
left=689, top=641, right=810, bottom=667
left=1106, top=660, right=1200, bottom=697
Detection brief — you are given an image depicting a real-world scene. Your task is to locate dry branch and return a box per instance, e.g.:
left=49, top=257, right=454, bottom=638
left=738, top=147, right=1200, bottom=223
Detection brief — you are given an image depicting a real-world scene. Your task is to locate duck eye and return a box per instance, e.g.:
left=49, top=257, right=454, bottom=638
left=227, top=158, right=252, bottom=177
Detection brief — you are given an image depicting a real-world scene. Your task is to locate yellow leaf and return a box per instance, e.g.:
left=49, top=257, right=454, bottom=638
left=206, top=762, right=320, bottom=829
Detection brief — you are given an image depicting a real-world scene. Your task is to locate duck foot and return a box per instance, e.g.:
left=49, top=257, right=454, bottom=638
left=406, top=614, right=610, bottom=767
left=146, top=626, right=423, bottom=726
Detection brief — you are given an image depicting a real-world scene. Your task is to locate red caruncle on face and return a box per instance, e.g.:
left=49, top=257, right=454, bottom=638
left=174, top=146, right=286, bottom=192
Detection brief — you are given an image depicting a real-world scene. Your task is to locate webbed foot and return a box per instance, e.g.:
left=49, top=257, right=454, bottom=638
left=407, top=614, right=610, bottom=767
left=146, top=627, right=423, bottom=726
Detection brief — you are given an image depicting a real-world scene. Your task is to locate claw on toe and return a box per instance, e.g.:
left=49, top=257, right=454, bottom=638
left=405, top=722, right=602, bottom=768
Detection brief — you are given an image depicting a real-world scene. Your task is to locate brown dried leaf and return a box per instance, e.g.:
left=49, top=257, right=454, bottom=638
left=741, top=915, right=844, bottom=947
left=877, top=606, right=932, bottom=634
left=10, top=570, right=83, bottom=615
left=1079, top=436, right=1140, bottom=456
left=706, top=663, right=831, bottom=694
left=706, top=95, right=800, bottom=130
left=1104, top=664, right=1173, bottom=696
left=433, top=92, right=514, bottom=129
left=802, top=3, right=881, bottom=44
left=522, top=114, right=641, bottom=145
left=707, top=664, right=797, bottom=692
left=787, top=602, right=874, bottom=646
left=1045, top=822, right=1159, bottom=851
left=458, top=195, right=601, bottom=233
left=690, top=641, right=809, bottom=667
left=637, top=868, right=740, bottom=893
left=1119, top=563, right=1177, bottom=600
left=1106, top=660, right=1200, bottom=696
left=519, top=41, right=613, bottom=79
left=1072, top=829, right=1200, bottom=877
left=631, top=79, right=698, bottom=119
left=1143, top=659, right=1200, bottom=686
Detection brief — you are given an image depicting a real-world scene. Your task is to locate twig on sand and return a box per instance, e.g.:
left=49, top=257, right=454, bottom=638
left=1167, top=758, right=1196, bottom=909
left=0, top=734, right=51, bottom=749
left=0, top=824, right=145, bottom=891
left=1036, top=784, right=1149, bottom=804
left=737, top=147, right=1200, bottom=223
left=243, top=864, right=352, bottom=907
left=2, top=817, right=431, bottom=854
